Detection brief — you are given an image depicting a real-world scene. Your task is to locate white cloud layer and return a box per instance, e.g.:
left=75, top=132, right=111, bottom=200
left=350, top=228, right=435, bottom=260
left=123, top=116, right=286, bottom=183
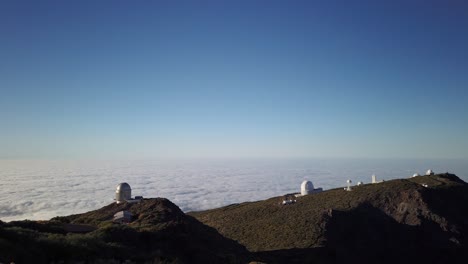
left=1, top=158, right=467, bottom=222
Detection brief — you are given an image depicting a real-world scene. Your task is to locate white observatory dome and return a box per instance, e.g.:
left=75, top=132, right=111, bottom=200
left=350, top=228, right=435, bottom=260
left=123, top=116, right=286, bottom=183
left=301, top=180, right=314, bottom=195
left=413, top=173, right=420, bottom=177
left=426, top=169, right=434, bottom=176
left=115, top=182, right=132, bottom=204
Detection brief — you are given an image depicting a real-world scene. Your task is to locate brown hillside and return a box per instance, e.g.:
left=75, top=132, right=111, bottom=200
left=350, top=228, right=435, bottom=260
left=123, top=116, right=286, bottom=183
left=190, top=173, right=468, bottom=254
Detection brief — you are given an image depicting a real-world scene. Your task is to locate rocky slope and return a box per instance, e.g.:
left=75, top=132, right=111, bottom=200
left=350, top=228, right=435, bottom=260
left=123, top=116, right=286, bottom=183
left=0, top=198, right=249, bottom=263
left=1, top=173, right=468, bottom=263
left=190, top=173, right=468, bottom=263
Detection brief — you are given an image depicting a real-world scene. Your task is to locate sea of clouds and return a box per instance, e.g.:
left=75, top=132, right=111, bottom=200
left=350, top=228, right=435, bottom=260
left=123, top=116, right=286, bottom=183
left=1, top=158, right=467, bottom=222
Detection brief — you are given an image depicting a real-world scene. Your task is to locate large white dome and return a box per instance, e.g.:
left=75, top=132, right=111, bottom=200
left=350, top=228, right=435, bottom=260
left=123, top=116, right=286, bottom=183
left=116, top=182, right=131, bottom=191
left=301, top=180, right=314, bottom=195
left=115, top=182, right=132, bottom=203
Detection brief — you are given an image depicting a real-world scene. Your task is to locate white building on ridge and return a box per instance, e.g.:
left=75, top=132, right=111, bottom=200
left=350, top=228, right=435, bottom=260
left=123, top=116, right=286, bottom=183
left=371, top=174, right=384, bottom=184
left=426, top=169, right=435, bottom=176
left=296, top=180, right=323, bottom=197
left=115, top=182, right=143, bottom=204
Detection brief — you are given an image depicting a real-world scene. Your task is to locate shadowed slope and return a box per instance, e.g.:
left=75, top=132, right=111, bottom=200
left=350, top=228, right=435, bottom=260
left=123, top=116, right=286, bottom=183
left=1, top=198, right=249, bottom=263
left=2, top=173, right=468, bottom=263
left=191, top=173, right=468, bottom=262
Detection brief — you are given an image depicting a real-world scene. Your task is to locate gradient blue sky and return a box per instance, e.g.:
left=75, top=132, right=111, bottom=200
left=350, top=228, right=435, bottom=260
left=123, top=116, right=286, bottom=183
left=1, top=0, right=467, bottom=159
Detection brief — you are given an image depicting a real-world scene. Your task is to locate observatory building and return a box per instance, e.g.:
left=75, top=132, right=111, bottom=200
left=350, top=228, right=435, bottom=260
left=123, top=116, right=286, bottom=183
left=296, top=180, right=323, bottom=197
left=115, top=183, right=143, bottom=204
left=412, top=173, right=420, bottom=178
left=426, top=169, right=435, bottom=176
left=115, top=183, right=131, bottom=204
left=345, top=179, right=352, bottom=191
left=371, top=174, right=384, bottom=184
left=113, top=210, right=133, bottom=224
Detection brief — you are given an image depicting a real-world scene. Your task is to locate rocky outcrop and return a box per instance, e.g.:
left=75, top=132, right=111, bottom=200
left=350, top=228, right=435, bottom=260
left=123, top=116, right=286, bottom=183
left=1, top=198, right=249, bottom=263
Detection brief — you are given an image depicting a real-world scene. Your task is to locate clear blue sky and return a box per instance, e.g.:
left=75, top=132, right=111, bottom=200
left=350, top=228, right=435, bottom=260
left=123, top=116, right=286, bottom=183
left=1, top=0, right=467, bottom=159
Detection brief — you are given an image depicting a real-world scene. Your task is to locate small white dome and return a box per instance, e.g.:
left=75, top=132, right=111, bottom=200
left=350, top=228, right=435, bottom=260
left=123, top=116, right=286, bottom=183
left=425, top=169, right=434, bottom=176
left=301, top=180, right=314, bottom=195
left=413, top=173, right=420, bottom=177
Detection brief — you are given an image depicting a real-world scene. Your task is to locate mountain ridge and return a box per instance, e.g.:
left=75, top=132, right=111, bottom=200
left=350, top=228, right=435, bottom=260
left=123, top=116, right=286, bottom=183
left=1, top=173, right=468, bottom=263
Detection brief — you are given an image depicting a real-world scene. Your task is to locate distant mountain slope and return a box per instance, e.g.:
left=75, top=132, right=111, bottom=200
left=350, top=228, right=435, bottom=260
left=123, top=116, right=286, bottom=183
left=190, top=173, right=468, bottom=262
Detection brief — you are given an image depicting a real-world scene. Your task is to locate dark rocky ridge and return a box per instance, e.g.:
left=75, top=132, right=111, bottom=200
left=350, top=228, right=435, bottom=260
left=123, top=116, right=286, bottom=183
left=1, top=173, right=468, bottom=263
left=0, top=198, right=249, bottom=263
left=190, top=173, right=468, bottom=263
